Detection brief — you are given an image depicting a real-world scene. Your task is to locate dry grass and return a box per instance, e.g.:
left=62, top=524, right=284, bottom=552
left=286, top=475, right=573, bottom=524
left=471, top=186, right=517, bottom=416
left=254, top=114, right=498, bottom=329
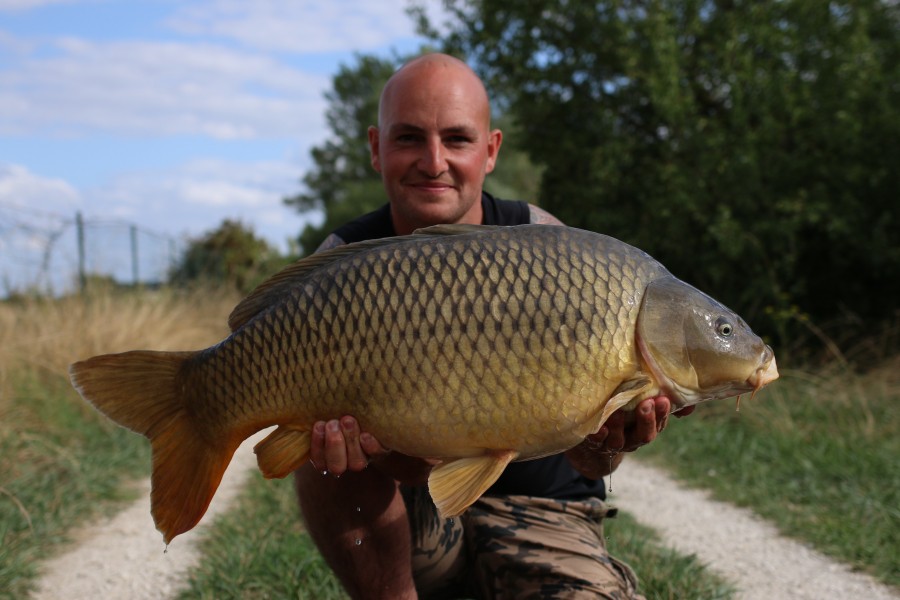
left=0, top=286, right=239, bottom=407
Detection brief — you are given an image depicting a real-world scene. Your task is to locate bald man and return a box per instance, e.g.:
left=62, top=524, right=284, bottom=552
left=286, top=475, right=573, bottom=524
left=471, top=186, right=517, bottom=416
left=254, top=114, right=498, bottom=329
left=293, top=53, right=687, bottom=600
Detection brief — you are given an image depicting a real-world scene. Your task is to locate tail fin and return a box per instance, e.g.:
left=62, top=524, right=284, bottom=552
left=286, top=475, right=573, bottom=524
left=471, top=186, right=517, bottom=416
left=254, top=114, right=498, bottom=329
left=70, top=350, right=239, bottom=544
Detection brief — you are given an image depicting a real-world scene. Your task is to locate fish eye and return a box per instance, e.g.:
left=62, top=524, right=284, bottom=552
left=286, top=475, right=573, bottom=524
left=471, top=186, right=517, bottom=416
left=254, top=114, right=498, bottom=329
left=715, top=317, right=734, bottom=337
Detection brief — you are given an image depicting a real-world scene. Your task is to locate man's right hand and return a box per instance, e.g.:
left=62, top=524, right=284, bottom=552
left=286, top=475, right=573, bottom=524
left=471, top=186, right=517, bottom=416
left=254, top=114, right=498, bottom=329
left=309, top=416, right=436, bottom=484
left=309, top=416, right=388, bottom=476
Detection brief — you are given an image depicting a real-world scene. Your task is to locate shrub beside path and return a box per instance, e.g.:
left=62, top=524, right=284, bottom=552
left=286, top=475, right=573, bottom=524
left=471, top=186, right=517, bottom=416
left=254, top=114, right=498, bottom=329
left=32, top=440, right=899, bottom=599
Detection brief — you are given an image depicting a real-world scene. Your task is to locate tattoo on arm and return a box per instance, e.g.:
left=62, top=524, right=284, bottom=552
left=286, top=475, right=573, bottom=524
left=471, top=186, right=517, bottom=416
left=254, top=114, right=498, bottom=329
left=528, top=204, right=565, bottom=226
left=314, top=233, right=347, bottom=253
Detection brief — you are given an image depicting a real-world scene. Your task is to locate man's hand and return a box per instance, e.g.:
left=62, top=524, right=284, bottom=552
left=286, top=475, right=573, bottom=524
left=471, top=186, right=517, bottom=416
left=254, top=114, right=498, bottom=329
left=309, top=416, right=389, bottom=476
left=308, top=416, right=436, bottom=484
left=566, top=397, right=695, bottom=478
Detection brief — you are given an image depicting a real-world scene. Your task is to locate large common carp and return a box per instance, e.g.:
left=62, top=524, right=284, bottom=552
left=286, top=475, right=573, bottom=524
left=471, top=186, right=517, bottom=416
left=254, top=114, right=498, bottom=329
left=70, top=224, right=778, bottom=543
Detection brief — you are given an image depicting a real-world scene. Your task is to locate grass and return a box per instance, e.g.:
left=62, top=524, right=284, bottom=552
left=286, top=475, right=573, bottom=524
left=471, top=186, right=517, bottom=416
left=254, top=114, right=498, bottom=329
left=176, top=476, right=347, bottom=600
left=639, top=360, right=900, bottom=588
left=0, top=286, right=238, bottom=598
left=179, top=474, right=733, bottom=600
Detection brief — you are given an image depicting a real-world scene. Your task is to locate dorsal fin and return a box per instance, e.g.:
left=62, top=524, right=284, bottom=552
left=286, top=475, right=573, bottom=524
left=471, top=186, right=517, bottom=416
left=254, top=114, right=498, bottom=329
left=228, top=237, right=409, bottom=331
left=412, top=224, right=502, bottom=236
left=227, top=224, right=504, bottom=331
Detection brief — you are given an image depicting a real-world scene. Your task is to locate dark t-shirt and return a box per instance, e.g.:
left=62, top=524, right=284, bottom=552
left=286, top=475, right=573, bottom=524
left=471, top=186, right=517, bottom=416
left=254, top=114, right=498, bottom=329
left=330, top=191, right=606, bottom=500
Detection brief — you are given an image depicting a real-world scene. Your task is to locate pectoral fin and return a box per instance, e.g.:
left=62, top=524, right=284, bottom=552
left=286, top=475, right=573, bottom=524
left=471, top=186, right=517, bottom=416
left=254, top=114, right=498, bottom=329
left=254, top=425, right=311, bottom=479
left=428, top=450, right=518, bottom=518
left=598, top=375, right=656, bottom=425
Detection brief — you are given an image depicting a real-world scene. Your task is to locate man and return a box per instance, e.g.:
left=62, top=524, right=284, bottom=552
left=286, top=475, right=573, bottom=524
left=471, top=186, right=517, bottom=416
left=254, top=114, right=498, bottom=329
left=294, top=53, right=692, bottom=599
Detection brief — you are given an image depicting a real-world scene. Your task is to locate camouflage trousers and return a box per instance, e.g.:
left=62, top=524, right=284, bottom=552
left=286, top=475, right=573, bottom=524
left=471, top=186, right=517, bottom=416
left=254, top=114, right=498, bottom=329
left=401, top=487, right=645, bottom=600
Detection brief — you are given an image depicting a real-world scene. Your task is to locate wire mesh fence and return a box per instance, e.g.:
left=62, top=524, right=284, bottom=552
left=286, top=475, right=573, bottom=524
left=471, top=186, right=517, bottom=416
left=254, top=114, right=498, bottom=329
left=0, top=202, right=183, bottom=297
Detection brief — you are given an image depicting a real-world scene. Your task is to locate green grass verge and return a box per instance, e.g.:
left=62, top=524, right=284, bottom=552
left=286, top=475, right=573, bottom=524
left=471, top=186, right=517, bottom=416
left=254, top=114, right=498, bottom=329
left=0, top=373, right=150, bottom=599
left=639, top=366, right=900, bottom=588
left=177, top=476, right=347, bottom=600
left=180, top=474, right=732, bottom=600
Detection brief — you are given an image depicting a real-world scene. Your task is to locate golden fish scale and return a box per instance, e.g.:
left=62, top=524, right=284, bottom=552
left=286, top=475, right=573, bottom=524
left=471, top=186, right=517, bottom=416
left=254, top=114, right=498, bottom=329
left=185, top=227, right=667, bottom=458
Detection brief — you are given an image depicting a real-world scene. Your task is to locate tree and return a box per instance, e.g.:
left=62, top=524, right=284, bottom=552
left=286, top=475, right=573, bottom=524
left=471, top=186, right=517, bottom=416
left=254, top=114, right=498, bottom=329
left=170, top=220, right=288, bottom=293
left=284, top=54, right=398, bottom=254
left=416, top=0, right=900, bottom=357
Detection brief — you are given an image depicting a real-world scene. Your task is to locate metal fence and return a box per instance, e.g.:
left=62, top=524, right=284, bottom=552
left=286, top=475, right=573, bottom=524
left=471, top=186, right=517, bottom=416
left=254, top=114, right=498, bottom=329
left=0, top=202, right=183, bottom=297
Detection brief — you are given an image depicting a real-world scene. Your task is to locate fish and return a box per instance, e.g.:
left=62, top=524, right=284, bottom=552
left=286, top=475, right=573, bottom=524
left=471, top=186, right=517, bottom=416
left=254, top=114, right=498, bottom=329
left=69, top=224, right=778, bottom=544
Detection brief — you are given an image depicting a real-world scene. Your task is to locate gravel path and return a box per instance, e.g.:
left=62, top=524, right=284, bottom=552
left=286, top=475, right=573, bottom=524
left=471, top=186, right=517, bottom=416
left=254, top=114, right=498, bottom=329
left=32, top=431, right=269, bottom=600
left=609, top=460, right=898, bottom=600
left=32, top=447, right=898, bottom=599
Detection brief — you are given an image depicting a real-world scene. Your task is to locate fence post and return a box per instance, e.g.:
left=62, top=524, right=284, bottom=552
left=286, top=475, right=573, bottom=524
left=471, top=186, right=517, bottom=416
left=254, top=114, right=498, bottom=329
left=130, top=224, right=139, bottom=285
left=76, top=211, right=86, bottom=293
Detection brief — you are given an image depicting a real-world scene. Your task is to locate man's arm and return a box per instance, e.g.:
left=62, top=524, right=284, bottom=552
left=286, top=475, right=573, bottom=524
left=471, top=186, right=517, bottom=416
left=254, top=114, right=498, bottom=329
left=528, top=204, right=564, bottom=225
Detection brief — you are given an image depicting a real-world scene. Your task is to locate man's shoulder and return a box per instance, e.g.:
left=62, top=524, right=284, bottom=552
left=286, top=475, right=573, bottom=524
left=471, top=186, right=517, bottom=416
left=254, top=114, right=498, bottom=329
left=483, top=192, right=563, bottom=226
left=330, top=203, right=394, bottom=245
left=526, top=204, right=564, bottom=225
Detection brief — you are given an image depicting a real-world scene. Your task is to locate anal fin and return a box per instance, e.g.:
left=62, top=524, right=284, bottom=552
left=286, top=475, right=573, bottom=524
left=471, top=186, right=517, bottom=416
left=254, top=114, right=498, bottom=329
left=254, top=425, right=311, bottom=479
left=428, top=450, right=518, bottom=519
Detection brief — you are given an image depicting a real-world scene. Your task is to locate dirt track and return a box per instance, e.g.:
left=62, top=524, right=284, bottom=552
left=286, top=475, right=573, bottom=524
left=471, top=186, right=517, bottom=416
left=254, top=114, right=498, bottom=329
left=32, top=439, right=899, bottom=600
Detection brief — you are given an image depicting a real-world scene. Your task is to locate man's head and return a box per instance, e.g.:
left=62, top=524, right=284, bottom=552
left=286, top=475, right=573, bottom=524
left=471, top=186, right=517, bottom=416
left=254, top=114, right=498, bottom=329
left=368, top=53, right=502, bottom=235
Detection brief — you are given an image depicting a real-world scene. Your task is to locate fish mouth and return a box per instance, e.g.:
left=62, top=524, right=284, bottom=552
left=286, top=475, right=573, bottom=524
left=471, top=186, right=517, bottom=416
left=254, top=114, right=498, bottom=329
left=747, top=349, right=779, bottom=400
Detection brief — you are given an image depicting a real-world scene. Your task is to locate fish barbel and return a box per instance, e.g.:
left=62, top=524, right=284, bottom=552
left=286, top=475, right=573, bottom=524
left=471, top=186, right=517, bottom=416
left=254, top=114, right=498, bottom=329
left=70, top=224, right=778, bottom=543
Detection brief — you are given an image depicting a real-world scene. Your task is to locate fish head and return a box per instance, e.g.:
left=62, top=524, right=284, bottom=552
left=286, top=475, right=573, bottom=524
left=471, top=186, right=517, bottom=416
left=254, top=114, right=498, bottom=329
left=636, top=276, right=779, bottom=410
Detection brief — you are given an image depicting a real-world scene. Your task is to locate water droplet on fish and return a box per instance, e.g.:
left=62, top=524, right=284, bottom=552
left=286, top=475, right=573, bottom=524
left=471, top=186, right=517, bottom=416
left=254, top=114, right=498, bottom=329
left=321, top=470, right=328, bottom=476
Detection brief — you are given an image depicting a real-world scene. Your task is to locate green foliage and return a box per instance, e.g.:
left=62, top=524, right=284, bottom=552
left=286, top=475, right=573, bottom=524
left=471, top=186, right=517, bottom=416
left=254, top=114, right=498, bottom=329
left=285, top=54, right=400, bottom=255
left=418, top=0, right=900, bottom=358
left=170, top=220, right=290, bottom=294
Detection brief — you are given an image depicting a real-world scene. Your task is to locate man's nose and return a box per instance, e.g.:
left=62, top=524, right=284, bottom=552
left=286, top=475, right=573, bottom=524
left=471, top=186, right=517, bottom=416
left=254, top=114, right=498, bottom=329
left=418, top=139, right=448, bottom=177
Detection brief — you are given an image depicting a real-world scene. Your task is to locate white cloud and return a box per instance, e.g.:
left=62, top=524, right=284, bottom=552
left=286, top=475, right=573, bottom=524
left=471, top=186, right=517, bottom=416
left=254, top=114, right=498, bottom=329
left=0, top=163, right=81, bottom=213
left=87, top=157, right=320, bottom=248
left=0, top=0, right=81, bottom=10
left=166, top=0, right=437, bottom=53
left=0, top=35, right=330, bottom=138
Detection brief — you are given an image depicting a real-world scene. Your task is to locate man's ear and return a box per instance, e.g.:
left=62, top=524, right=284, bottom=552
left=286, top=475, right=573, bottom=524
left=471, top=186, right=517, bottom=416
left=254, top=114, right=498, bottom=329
left=485, top=128, right=503, bottom=174
left=368, top=126, right=382, bottom=173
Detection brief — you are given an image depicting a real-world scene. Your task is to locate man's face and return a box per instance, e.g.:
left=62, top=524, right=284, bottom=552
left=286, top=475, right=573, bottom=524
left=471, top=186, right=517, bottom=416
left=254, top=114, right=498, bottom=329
left=368, top=63, right=502, bottom=235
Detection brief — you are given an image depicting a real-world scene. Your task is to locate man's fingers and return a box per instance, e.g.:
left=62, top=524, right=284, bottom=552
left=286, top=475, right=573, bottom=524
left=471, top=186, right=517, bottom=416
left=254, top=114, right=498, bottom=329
left=602, top=411, right=626, bottom=451
left=341, top=416, right=369, bottom=471
left=323, top=419, right=348, bottom=475
left=654, top=396, right=670, bottom=433
left=631, top=399, right=657, bottom=448
left=309, top=421, right=327, bottom=473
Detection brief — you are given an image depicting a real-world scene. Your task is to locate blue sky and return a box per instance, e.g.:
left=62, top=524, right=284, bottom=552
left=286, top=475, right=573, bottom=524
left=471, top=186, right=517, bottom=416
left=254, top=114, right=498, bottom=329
left=0, top=0, right=443, bottom=292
